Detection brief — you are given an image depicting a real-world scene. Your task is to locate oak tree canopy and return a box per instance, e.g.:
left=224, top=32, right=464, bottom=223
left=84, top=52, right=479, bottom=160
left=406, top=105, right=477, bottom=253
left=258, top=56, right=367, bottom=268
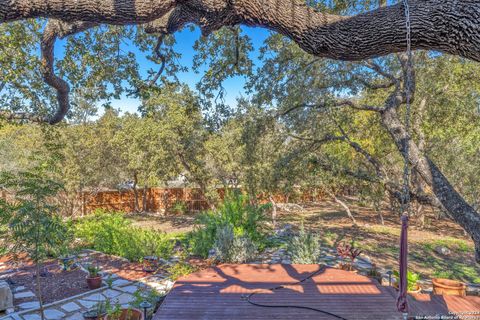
left=1, top=0, right=480, bottom=123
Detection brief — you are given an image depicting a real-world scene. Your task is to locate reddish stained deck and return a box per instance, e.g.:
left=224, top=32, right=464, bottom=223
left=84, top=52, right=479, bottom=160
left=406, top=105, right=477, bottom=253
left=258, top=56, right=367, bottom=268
left=154, top=264, right=480, bottom=320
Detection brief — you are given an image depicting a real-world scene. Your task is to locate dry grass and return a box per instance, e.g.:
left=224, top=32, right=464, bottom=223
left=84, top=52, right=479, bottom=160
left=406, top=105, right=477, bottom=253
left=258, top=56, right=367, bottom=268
left=125, top=200, right=480, bottom=283
left=276, top=200, right=479, bottom=283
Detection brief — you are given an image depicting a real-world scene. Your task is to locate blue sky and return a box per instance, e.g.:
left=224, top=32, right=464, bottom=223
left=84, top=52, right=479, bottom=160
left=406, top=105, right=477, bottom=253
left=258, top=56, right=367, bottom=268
left=107, top=26, right=271, bottom=114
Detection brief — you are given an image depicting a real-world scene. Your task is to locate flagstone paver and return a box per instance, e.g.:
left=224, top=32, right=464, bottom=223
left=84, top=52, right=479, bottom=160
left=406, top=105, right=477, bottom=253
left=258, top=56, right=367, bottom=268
left=118, top=285, right=138, bottom=294
left=114, top=293, right=135, bottom=305
left=83, top=293, right=106, bottom=302
left=17, top=302, right=40, bottom=310
left=76, top=299, right=97, bottom=309
left=4, top=249, right=177, bottom=320
left=12, top=287, right=25, bottom=293
left=103, top=289, right=121, bottom=299
left=60, top=302, right=81, bottom=313
left=13, top=276, right=175, bottom=320
left=43, top=309, right=65, bottom=320
left=65, top=312, right=83, bottom=320
left=111, top=279, right=131, bottom=287
left=13, top=291, right=35, bottom=299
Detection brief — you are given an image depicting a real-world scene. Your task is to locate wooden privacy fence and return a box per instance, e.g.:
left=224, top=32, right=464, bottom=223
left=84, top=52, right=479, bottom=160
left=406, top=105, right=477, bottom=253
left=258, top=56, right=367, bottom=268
left=76, top=188, right=210, bottom=216
left=1, top=186, right=357, bottom=217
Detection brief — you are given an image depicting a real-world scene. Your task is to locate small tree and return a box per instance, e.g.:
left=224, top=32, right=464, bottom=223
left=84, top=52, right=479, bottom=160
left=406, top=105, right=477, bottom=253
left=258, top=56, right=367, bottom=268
left=0, top=168, right=69, bottom=320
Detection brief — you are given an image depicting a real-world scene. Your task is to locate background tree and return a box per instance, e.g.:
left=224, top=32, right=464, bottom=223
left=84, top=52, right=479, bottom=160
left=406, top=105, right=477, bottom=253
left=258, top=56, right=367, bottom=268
left=113, top=115, right=166, bottom=212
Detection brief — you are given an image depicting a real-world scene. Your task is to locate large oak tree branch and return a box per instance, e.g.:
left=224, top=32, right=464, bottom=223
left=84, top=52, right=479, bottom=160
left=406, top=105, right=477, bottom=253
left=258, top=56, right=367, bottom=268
left=41, top=20, right=97, bottom=124
left=2, top=0, right=480, bottom=61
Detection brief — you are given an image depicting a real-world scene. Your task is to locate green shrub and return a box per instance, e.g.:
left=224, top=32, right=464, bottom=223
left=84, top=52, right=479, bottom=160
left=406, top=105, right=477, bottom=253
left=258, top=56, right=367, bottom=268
left=393, top=270, right=420, bottom=291
left=188, top=193, right=269, bottom=258
left=167, top=261, right=197, bottom=280
left=287, top=225, right=322, bottom=264
left=212, top=225, right=257, bottom=263
left=73, top=210, right=174, bottom=261
left=170, top=201, right=188, bottom=215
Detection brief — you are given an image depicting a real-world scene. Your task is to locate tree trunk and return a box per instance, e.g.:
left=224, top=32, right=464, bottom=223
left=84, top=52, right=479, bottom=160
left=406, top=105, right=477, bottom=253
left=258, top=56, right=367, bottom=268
left=142, top=186, right=148, bottom=212
left=35, top=263, right=45, bottom=320
left=377, top=210, right=385, bottom=226
left=269, top=195, right=277, bottom=228
left=381, top=106, right=480, bottom=262
left=329, top=191, right=357, bottom=225
left=132, top=172, right=140, bottom=212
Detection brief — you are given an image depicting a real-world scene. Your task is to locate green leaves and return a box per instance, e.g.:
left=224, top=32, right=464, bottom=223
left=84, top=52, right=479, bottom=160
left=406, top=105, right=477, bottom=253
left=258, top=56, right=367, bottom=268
left=188, top=193, right=269, bottom=257
left=0, top=167, right=69, bottom=263
left=287, top=225, right=322, bottom=264
left=393, top=270, right=420, bottom=292
left=73, top=210, right=175, bottom=261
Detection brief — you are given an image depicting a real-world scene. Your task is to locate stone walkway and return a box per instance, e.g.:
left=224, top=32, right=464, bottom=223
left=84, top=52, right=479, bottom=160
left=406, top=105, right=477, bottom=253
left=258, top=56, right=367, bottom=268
left=1, top=273, right=173, bottom=320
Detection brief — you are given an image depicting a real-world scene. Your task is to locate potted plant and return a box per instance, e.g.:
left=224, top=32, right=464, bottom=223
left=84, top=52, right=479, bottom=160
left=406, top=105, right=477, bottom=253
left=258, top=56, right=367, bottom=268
left=58, top=246, right=77, bottom=271
left=432, top=278, right=466, bottom=296
left=132, top=287, right=165, bottom=318
left=59, top=254, right=77, bottom=271
left=83, top=301, right=107, bottom=320
left=106, top=308, right=142, bottom=320
left=58, top=237, right=78, bottom=271
left=367, top=263, right=383, bottom=284
left=336, top=242, right=362, bottom=272
left=105, top=300, right=142, bottom=320
left=86, top=264, right=103, bottom=290
left=393, top=270, right=421, bottom=293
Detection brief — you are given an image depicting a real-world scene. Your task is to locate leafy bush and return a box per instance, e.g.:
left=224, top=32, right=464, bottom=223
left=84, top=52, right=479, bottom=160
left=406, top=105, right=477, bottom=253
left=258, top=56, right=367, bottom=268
left=393, top=270, right=420, bottom=291
left=188, top=193, right=269, bottom=258
left=167, top=261, right=197, bottom=280
left=212, top=225, right=257, bottom=263
left=286, top=225, right=322, bottom=264
left=73, top=210, right=174, bottom=261
left=169, top=200, right=188, bottom=215
left=132, top=287, right=162, bottom=319
left=336, top=241, right=363, bottom=270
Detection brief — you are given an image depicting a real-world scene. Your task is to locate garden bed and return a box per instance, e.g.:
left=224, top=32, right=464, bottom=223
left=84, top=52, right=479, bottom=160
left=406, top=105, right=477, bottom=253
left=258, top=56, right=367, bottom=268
left=10, top=262, right=90, bottom=305
left=0, top=250, right=169, bottom=310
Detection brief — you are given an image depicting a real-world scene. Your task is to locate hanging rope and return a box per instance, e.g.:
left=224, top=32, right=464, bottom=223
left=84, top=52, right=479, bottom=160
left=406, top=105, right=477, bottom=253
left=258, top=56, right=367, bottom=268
left=397, top=0, right=413, bottom=317
left=401, top=0, right=413, bottom=214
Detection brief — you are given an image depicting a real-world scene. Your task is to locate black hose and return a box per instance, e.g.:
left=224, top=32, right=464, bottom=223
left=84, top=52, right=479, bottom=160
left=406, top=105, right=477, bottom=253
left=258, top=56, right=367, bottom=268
left=244, top=265, right=349, bottom=320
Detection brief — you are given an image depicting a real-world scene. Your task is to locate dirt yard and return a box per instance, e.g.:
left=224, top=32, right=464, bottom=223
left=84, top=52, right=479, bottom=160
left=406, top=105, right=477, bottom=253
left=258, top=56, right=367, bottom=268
left=275, top=200, right=480, bottom=283
left=127, top=199, right=480, bottom=283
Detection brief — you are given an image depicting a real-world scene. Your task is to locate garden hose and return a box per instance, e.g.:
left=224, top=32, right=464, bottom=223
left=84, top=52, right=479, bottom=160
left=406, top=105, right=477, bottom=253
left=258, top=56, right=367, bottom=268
left=243, top=265, right=349, bottom=320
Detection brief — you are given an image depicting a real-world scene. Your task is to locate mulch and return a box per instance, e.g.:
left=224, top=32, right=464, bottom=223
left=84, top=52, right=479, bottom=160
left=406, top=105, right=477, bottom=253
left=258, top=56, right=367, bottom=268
left=0, top=250, right=176, bottom=306
left=86, top=251, right=152, bottom=281
left=4, top=259, right=91, bottom=305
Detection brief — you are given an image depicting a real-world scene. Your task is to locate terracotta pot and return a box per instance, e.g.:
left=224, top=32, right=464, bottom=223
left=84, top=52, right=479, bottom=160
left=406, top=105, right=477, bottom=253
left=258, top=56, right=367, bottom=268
left=86, top=275, right=103, bottom=290
left=338, top=263, right=357, bottom=273
left=408, top=284, right=422, bottom=294
left=432, top=278, right=466, bottom=296
left=82, top=310, right=106, bottom=320
left=106, top=309, right=143, bottom=320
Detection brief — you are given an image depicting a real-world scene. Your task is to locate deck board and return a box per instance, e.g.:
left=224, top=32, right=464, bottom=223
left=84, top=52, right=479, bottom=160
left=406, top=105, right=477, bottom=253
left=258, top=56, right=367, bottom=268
left=154, top=264, right=480, bottom=320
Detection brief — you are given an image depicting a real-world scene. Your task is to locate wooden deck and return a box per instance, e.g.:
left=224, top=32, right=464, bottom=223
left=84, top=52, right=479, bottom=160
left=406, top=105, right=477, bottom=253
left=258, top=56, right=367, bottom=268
left=154, top=264, right=480, bottom=320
